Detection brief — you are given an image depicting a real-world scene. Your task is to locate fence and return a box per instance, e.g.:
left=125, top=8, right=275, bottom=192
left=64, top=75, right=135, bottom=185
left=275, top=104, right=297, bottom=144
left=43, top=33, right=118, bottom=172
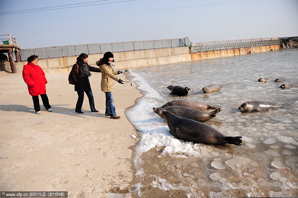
left=191, top=37, right=280, bottom=53
left=20, top=37, right=191, bottom=61
left=0, top=33, right=19, bottom=47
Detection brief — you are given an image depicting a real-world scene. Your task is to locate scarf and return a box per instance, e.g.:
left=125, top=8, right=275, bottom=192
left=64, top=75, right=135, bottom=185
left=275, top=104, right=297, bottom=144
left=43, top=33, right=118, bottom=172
left=109, top=61, right=115, bottom=72
left=80, top=63, right=91, bottom=77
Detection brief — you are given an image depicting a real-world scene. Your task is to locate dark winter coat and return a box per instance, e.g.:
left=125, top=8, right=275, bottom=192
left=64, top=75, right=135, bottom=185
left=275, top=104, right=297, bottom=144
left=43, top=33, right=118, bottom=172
left=22, top=63, right=47, bottom=96
left=70, top=63, right=101, bottom=92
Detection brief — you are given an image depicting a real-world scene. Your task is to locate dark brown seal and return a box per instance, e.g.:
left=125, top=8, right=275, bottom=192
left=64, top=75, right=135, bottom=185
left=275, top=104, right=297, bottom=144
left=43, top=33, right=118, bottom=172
left=161, top=110, right=242, bottom=145
left=202, top=84, right=221, bottom=93
left=167, top=85, right=190, bottom=96
left=161, top=100, right=218, bottom=111
left=239, top=101, right=282, bottom=113
left=153, top=106, right=221, bottom=122
left=280, top=84, right=298, bottom=89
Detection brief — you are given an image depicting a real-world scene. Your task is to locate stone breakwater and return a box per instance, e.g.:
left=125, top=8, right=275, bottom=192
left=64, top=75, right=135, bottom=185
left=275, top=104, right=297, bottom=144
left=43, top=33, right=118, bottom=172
left=280, top=36, right=298, bottom=49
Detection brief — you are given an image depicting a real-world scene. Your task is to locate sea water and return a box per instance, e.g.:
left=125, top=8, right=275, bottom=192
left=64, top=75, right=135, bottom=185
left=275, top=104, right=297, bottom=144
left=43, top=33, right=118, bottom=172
left=126, top=49, right=298, bottom=197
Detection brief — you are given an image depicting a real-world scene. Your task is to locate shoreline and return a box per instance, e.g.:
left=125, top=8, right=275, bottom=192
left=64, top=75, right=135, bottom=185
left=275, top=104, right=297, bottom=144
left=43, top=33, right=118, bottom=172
left=124, top=79, right=143, bottom=194
left=116, top=50, right=298, bottom=197
left=0, top=71, right=143, bottom=197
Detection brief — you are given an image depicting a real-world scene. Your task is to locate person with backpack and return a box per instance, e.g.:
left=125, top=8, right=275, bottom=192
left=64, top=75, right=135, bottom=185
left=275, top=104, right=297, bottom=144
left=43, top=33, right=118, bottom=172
left=96, top=52, right=126, bottom=119
left=70, top=53, right=101, bottom=113
left=22, top=55, right=52, bottom=114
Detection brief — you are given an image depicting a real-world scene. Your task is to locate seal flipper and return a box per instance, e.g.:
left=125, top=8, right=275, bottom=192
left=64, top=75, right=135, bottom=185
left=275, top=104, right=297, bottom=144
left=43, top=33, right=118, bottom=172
left=207, top=105, right=218, bottom=110
left=210, top=108, right=222, bottom=118
left=170, top=127, right=180, bottom=136
left=225, top=136, right=242, bottom=146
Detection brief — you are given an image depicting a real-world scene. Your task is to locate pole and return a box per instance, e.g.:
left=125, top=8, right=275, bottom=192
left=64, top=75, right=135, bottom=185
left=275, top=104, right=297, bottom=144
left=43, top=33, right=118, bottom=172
left=15, top=50, right=21, bottom=62
left=8, top=49, right=17, bottom=73
left=8, top=33, right=13, bottom=44
left=13, top=37, right=21, bottom=62
left=13, top=37, right=18, bottom=46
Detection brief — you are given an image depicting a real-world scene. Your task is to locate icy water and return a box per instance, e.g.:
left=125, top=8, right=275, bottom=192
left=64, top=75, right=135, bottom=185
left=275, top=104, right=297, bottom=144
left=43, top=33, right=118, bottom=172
left=126, top=49, right=298, bottom=197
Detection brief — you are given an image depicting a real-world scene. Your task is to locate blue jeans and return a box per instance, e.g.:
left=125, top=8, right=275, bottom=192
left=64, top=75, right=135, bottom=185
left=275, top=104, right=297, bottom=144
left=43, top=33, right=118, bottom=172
left=75, top=89, right=96, bottom=112
left=105, top=92, right=116, bottom=117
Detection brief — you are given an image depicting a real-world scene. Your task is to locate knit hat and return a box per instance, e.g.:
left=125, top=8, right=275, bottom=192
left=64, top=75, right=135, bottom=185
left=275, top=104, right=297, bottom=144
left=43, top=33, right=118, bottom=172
left=103, top=51, right=114, bottom=60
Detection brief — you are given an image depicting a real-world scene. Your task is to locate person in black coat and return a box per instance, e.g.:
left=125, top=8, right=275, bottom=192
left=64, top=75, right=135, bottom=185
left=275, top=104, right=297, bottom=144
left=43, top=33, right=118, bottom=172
left=70, top=53, right=101, bottom=113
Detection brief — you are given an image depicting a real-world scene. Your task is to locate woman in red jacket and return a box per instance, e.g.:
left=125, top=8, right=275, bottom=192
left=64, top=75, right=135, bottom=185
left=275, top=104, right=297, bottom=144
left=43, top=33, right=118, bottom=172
left=22, top=55, right=52, bottom=114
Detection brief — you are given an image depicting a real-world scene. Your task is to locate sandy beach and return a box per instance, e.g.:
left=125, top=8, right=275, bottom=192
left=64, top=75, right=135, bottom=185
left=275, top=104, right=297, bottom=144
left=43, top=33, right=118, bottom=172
left=1, top=48, right=297, bottom=198
left=0, top=70, right=142, bottom=197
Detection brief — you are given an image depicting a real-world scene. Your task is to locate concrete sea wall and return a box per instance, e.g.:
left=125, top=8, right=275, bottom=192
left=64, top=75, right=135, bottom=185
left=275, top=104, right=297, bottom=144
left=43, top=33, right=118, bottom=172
left=11, top=44, right=281, bottom=73
left=13, top=47, right=191, bottom=73
left=191, top=44, right=280, bottom=60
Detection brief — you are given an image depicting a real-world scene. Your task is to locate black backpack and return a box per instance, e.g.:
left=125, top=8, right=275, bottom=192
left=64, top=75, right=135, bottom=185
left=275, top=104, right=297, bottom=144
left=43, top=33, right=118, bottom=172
left=68, top=64, right=79, bottom=85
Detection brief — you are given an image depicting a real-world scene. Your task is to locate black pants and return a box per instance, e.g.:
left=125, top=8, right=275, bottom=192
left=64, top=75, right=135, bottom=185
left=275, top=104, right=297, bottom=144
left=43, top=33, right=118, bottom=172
left=32, top=94, right=51, bottom=112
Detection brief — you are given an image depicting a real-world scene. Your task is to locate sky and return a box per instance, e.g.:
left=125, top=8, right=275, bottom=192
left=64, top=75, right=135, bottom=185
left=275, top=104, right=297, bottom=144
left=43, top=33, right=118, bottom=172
left=0, top=0, right=298, bottom=49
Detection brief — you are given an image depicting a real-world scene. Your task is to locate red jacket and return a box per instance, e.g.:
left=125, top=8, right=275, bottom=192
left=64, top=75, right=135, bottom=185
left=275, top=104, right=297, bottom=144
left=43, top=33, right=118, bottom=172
left=22, top=63, right=47, bottom=96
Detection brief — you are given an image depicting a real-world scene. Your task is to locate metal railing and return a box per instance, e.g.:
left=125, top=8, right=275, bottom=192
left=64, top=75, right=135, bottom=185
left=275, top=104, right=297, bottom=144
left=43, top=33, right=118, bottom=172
left=20, top=37, right=191, bottom=61
left=191, top=37, right=280, bottom=53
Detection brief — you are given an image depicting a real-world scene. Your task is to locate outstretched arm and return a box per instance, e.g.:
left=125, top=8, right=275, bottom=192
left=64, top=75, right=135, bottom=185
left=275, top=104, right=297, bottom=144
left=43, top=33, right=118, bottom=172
left=88, top=65, right=101, bottom=72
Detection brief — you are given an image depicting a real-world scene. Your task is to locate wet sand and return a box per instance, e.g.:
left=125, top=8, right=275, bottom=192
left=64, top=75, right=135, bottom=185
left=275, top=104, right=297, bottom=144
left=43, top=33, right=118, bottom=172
left=0, top=71, right=142, bottom=198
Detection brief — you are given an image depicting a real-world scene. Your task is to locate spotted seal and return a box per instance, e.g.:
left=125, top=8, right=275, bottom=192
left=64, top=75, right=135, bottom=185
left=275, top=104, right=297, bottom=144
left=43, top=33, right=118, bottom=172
left=153, top=106, right=221, bottom=122
left=258, top=78, right=272, bottom=82
left=275, top=78, right=285, bottom=83
left=239, top=101, right=282, bottom=113
left=280, top=84, right=298, bottom=89
left=161, top=100, right=218, bottom=111
left=202, top=84, right=221, bottom=93
left=161, top=109, right=242, bottom=145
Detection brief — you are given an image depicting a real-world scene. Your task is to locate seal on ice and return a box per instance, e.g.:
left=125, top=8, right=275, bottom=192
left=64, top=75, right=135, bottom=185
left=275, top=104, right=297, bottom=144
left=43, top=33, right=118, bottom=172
left=280, top=84, right=298, bottom=89
left=162, top=100, right=218, bottom=111
left=153, top=106, right=221, bottom=122
left=161, top=110, right=242, bottom=145
left=258, top=78, right=272, bottom=82
left=239, top=101, right=282, bottom=113
left=202, top=84, right=221, bottom=93
left=167, top=85, right=190, bottom=96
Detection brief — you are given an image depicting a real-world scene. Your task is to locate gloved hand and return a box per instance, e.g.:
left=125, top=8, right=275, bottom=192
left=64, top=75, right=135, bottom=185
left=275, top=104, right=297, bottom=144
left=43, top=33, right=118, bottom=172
left=117, top=70, right=128, bottom=74
left=118, top=79, right=124, bottom=84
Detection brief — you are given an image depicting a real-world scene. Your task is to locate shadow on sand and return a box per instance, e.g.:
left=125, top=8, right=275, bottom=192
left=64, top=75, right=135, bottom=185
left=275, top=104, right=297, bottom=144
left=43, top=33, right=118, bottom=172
left=0, top=104, right=108, bottom=118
